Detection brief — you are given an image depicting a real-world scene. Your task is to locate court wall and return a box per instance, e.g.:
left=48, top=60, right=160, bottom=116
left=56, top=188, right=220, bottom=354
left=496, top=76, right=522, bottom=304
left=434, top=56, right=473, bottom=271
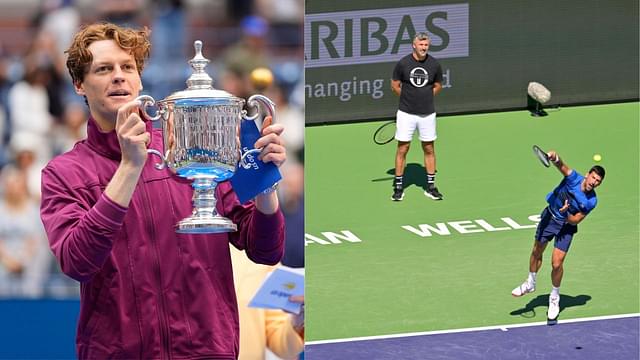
left=304, top=0, right=639, bottom=124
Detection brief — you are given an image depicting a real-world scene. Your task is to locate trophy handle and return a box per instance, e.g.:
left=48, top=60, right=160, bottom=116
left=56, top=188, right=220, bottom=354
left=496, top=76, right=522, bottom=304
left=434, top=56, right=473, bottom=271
left=239, top=94, right=276, bottom=169
left=147, top=149, right=168, bottom=170
left=242, top=94, right=275, bottom=123
left=136, top=95, right=162, bottom=121
left=136, top=95, right=166, bottom=170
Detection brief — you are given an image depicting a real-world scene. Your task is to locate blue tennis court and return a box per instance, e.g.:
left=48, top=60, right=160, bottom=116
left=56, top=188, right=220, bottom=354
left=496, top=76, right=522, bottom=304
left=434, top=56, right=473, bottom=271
left=306, top=314, right=639, bottom=359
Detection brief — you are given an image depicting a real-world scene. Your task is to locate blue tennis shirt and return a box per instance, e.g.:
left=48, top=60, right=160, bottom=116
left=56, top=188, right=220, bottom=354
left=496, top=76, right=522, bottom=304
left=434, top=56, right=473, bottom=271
left=546, top=170, right=597, bottom=221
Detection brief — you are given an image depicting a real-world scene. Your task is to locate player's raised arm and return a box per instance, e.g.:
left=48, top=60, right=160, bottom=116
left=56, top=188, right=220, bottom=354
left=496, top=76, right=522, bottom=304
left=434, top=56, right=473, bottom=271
left=547, top=150, right=572, bottom=177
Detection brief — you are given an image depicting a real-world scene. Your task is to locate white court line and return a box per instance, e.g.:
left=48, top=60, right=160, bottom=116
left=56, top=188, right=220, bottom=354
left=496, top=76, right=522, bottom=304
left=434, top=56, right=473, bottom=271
left=306, top=313, right=640, bottom=345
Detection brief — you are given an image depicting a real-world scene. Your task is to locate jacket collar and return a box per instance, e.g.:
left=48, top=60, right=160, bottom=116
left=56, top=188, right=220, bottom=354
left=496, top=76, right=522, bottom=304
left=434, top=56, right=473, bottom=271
left=85, top=115, right=154, bottom=160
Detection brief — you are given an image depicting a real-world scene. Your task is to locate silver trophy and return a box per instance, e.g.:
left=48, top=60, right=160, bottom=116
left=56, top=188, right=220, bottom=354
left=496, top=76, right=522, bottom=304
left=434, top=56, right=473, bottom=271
left=137, top=40, right=275, bottom=234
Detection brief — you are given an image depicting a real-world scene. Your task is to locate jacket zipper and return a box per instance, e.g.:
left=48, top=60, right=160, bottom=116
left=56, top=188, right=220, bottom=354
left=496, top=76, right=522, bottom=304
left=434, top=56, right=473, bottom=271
left=143, top=184, right=172, bottom=359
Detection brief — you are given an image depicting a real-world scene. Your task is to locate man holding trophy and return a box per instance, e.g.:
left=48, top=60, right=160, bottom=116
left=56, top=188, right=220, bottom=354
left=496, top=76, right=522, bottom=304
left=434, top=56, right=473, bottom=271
left=40, top=23, right=288, bottom=359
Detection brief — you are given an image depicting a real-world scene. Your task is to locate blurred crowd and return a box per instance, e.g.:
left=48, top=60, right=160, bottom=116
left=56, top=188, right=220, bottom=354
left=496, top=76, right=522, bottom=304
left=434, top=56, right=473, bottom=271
left=0, top=0, right=304, bottom=301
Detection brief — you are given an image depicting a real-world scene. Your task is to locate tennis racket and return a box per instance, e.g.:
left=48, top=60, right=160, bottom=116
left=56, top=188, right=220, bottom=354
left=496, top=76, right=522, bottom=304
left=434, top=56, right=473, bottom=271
left=532, top=145, right=550, bottom=167
left=373, top=121, right=396, bottom=145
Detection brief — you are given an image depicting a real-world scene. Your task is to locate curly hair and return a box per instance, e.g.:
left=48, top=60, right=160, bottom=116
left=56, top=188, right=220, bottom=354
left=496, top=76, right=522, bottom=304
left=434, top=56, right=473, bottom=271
left=65, top=22, right=151, bottom=84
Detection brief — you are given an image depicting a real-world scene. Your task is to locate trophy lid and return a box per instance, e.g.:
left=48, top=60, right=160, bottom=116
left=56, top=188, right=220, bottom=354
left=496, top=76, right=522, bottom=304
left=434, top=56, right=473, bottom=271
left=162, top=40, right=242, bottom=103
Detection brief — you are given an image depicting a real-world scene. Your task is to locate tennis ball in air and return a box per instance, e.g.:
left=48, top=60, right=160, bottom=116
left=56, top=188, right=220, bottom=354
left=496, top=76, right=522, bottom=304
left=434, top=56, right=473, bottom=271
left=593, top=154, right=602, bottom=162
left=249, top=67, right=274, bottom=90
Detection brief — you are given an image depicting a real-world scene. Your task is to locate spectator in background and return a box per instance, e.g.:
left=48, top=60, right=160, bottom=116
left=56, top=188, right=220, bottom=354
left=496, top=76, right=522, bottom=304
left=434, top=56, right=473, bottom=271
left=287, top=77, right=304, bottom=116
left=143, top=0, right=187, bottom=101
left=0, top=49, right=11, bottom=160
left=21, top=15, right=69, bottom=124
left=226, top=0, right=255, bottom=22
left=254, top=0, right=303, bottom=49
left=265, top=81, right=303, bottom=163
left=51, top=102, right=87, bottom=155
left=0, top=167, right=50, bottom=298
left=0, top=103, right=6, bottom=169
left=96, top=0, right=144, bottom=28
left=34, top=0, right=81, bottom=56
left=255, top=0, right=302, bottom=26
left=222, top=15, right=271, bottom=99
left=8, top=55, right=55, bottom=164
left=9, top=132, right=46, bottom=201
left=32, top=0, right=81, bottom=107
left=231, top=246, right=304, bottom=360
left=5, top=6, right=73, bottom=205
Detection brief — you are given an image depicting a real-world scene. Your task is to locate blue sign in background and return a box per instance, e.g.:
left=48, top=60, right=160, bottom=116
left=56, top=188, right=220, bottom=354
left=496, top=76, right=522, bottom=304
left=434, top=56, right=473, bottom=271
left=0, top=299, right=79, bottom=358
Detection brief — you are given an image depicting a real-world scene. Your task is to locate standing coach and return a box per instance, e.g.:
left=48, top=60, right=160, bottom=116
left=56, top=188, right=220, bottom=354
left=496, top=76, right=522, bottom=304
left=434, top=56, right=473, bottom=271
left=390, top=32, right=443, bottom=201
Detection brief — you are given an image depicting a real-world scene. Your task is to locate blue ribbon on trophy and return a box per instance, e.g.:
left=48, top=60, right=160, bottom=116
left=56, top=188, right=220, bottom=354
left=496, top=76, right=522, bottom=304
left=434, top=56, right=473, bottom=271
left=231, top=118, right=282, bottom=204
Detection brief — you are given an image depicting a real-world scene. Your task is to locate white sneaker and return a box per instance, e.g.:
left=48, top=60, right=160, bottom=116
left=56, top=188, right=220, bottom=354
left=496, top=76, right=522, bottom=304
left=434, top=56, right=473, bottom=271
left=511, top=281, right=535, bottom=297
left=548, top=295, right=560, bottom=320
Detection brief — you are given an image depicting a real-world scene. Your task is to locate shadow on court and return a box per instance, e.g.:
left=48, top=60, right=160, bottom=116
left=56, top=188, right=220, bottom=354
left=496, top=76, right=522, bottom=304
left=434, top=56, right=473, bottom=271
left=371, top=163, right=427, bottom=190
left=510, top=294, right=592, bottom=318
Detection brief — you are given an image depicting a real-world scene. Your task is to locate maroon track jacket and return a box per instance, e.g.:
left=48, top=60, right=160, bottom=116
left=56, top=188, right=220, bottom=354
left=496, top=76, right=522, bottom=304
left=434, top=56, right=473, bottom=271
left=40, top=117, right=284, bottom=359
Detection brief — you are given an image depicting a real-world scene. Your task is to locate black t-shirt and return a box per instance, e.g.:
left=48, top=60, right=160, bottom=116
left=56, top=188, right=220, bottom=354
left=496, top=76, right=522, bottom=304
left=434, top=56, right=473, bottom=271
left=392, top=53, right=443, bottom=115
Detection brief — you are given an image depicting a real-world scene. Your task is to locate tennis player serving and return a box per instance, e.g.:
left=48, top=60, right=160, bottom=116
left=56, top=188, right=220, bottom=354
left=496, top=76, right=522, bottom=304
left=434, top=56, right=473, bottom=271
left=511, top=150, right=605, bottom=322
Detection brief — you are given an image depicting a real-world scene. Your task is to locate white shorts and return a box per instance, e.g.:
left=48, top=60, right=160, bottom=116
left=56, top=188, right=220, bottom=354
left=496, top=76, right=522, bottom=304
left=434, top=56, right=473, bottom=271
left=395, top=110, right=437, bottom=142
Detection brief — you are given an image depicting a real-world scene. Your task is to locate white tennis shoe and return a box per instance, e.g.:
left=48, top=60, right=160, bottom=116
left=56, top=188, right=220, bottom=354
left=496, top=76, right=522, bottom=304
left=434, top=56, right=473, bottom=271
left=548, top=294, right=560, bottom=320
left=511, top=281, right=535, bottom=297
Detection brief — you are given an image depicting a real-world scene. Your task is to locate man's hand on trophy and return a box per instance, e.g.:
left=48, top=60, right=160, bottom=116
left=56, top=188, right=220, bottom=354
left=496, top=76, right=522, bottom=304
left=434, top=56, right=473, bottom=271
left=255, top=116, right=286, bottom=168
left=116, top=99, right=150, bottom=168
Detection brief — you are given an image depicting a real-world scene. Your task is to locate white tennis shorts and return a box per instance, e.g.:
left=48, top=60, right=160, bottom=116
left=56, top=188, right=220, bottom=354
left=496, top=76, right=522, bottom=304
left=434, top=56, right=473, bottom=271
left=394, top=110, right=437, bottom=142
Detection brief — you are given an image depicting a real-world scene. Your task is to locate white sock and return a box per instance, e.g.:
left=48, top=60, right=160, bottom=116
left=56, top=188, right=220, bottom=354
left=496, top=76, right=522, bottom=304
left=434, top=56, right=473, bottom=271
left=527, top=272, right=537, bottom=286
left=551, top=286, right=560, bottom=298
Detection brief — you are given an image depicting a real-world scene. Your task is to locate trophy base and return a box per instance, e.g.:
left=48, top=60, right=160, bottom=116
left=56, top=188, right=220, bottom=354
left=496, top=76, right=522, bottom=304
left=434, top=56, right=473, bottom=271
left=176, top=216, right=238, bottom=234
